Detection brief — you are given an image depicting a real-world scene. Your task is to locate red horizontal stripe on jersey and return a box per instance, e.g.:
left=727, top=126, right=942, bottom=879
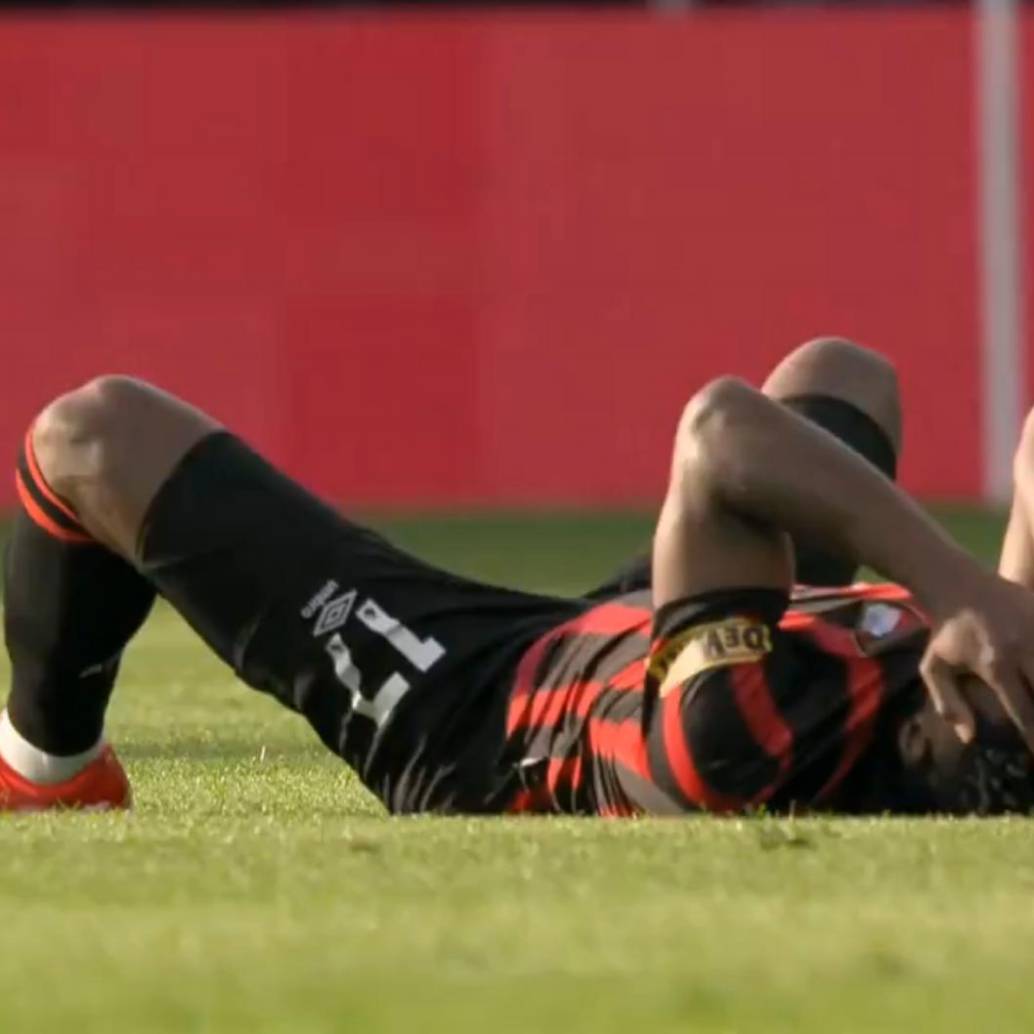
left=544, top=717, right=649, bottom=807
left=780, top=609, right=857, bottom=649
left=729, top=663, right=793, bottom=802
left=816, top=655, right=885, bottom=802
left=526, top=678, right=604, bottom=731
left=660, top=684, right=743, bottom=813
left=511, top=714, right=651, bottom=812
left=789, top=604, right=924, bottom=659
left=506, top=779, right=558, bottom=815
left=506, top=603, right=649, bottom=735
left=518, top=658, right=646, bottom=732
left=589, top=715, right=651, bottom=782
left=571, top=602, right=652, bottom=636
left=787, top=611, right=897, bottom=804
left=782, top=584, right=926, bottom=636
left=791, top=582, right=913, bottom=604
left=546, top=756, right=583, bottom=796
left=862, top=584, right=913, bottom=603
left=507, top=631, right=556, bottom=734
left=507, top=788, right=534, bottom=813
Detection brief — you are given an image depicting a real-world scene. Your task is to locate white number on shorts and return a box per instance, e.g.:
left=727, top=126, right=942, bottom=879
left=326, top=633, right=412, bottom=729
left=356, top=599, right=446, bottom=672
left=323, top=596, right=446, bottom=729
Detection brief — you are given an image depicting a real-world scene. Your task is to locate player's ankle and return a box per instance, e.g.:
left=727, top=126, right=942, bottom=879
left=0, top=709, right=103, bottom=784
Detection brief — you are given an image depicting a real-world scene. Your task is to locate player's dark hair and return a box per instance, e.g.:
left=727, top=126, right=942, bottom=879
left=925, top=717, right=1034, bottom=815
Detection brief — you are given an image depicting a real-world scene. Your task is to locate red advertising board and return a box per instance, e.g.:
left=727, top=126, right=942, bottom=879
left=0, top=8, right=988, bottom=506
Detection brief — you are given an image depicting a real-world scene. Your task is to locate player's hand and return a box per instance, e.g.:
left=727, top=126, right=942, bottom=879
left=920, top=575, right=1034, bottom=752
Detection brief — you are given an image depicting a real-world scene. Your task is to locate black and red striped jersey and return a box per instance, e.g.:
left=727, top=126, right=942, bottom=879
left=504, top=583, right=929, bottom=816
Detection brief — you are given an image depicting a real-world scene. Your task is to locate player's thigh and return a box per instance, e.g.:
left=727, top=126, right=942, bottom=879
left=138, top=433, right=577, bottom=809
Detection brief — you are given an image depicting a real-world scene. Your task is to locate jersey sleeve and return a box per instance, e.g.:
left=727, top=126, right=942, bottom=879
left=642, top=588, right=796, bottom=813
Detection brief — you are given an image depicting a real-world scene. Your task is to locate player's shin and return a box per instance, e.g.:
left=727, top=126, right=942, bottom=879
left=2, top=432, right=155, bottom=783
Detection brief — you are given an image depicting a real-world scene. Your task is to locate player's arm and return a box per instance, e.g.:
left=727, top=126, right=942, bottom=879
left=998, top=410, right=1034, bottom=589
left=655, top=376, right=1034, bottom=749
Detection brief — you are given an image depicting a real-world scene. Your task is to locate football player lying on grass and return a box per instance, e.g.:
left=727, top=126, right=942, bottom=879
left=5, top=337, right=1034, bottom=816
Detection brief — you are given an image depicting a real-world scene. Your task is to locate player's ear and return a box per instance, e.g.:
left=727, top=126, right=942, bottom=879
left=897, top=713, right=930, bottom=768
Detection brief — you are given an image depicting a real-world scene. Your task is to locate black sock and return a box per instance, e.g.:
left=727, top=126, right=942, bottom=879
left=3, top=432, right=156, bottom=755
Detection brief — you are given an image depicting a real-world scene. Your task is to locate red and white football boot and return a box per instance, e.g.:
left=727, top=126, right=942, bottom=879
left=0, top=745, right=131, bottom=812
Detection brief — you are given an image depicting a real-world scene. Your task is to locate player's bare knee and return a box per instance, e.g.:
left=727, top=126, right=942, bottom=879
left=792, top=335, right=882, bottom=363
left=802, top=336, right=898, bottom=388
left=779, top=337, right=898, bottom=393
left=765, top=336, right=901, bottom=450
left=33, top=376, right=153, bottom=502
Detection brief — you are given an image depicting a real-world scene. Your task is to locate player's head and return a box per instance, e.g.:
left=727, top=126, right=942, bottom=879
left=845, top=677, right=1034, bottom=815
left=890, top=678, right=1034, bottom=814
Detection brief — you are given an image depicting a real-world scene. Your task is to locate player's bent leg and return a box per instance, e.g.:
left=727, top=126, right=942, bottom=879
left=762, top=337, right=901, bottom=585
left=1, top=378, right=216, bottom=810
left=19, top=376, right=576, bottom=815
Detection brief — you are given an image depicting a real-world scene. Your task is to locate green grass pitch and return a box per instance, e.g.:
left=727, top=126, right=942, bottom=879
left=4, top=506, right=1034, bottom=1034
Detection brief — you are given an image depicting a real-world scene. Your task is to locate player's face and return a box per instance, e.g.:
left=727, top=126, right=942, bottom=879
left=897, top=678, right=999, bottom=778
left=895, top=679, right=1034, bottom=814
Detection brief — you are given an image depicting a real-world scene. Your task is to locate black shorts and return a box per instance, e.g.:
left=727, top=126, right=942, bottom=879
left=138, top=433, right=584, bottom=814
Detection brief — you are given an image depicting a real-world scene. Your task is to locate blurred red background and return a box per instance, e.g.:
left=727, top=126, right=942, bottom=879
left=1, top=7, right=1029, bottom=506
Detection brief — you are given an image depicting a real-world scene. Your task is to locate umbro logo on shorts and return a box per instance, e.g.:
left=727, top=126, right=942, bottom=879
left=312, top=591, right=357, bottom=638
left=301, top=580, right=357, bottom=638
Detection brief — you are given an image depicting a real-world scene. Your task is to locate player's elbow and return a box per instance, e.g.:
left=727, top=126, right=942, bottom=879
left=675, top=377, right=760, bottom=492
left=679, top=376, right=758, bottom=446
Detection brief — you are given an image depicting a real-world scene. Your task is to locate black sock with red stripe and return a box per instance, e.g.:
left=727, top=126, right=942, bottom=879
left=3, top=433, right=155, bottom=756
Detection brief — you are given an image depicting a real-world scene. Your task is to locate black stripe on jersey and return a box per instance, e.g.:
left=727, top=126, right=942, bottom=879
left=516, top=682, right=647, bottom=814
left=682, top=666, right=782, bottom=801
left=823, top=647, right=925, bottom=812
left=644, top=698, right=689, bottom=808
left=519, top=683, right=643, bottom=765
left=591, top=683, right=646, bottom=724
left=642, top=666, right=780, bottom=809
left=529, top=633, right=576, bottom=690
left=611, top=764, right=693, bottom=816
left=529, top=627, right=652, bottom=694
left=763, top=636, right=850, bottom=806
